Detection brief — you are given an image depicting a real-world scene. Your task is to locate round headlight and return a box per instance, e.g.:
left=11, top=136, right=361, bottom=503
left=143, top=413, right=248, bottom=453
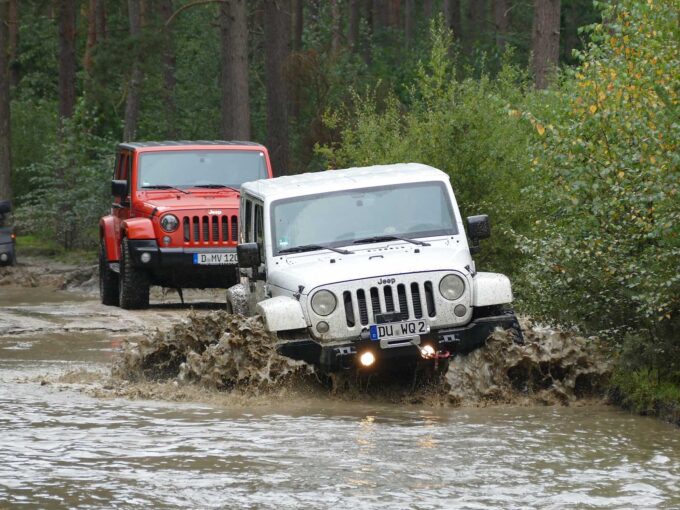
left=311, top=290, right=337, bottom=316
left=439, top=274, right=465, bottom=301
left=160, top=214, right=179, bottom=232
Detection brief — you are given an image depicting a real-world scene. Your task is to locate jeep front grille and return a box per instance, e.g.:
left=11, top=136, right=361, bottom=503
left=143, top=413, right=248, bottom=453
left=343, top=281, right=436, bottom=327
left=182, top=214, right=238, bottom=245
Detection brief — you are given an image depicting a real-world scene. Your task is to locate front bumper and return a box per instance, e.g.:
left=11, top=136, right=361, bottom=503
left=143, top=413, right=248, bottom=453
left=277, top=312, right=523, bottom=372
left=124, top=239, right=238, bottom=288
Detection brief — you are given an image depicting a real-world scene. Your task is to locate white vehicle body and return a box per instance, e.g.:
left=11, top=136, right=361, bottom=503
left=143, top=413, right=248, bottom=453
left=228, top=163, right=520, bottom=371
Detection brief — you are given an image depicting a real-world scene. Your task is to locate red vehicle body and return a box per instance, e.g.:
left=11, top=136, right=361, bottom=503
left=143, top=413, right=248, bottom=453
left=99, top=141, right=273, bottom=309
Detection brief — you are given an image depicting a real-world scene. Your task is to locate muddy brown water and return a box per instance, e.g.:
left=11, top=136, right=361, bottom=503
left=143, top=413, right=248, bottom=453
left=1, top=285, right=679, bottom=509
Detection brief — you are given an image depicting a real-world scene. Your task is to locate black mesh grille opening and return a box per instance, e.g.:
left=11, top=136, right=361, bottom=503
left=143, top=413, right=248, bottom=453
left=193, top=216, right=199, bottom=242
left=212, top=216, right=219, bottom=241
left=357, top=289, right=368, bottom=325
left=343, top=291, right=355, bottom=327
left=370, top=287, right=380, bottom=318
left=384, top=286, right=394, bottom=312
left=397, top=284, right=408, bottom=320
left=424, top=281, right=436, bottom=317
left=222, top=216, right=228, bottom=241
left=411, top=283, right=423, bottom=319
left=202, top=216, right=209, bottom=241
left=231, top=216, right=238, bottom=241
left=183, top=217, right=190, bottom=242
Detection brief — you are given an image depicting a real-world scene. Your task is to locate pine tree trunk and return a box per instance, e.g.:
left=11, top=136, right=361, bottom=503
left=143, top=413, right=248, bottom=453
left=220, top=0, right=250, bottom=140
left=443, top=0, right=462, bottom=42
left=349, top=0, right=360, bottom=51
left=291, top=0, right=303, bottom=51
left=330, top=0, right=341, bottom=53
left=464, top=0, right=486, bottom=54
left=264, top=0, right=290, bottom=175
left=159, top=0, right=177, bottom=139
left=387, top=0, right=400, bottom=27
left=123, top=0, right=143, bottom=141
left=84, top=0, right=98, bottom=75
left=57, top=0, right=77, bottom=125
left=0, top=1, right=12, bottom=203
left=404, top=0, right=414, bottom=47
left=531, top=0, right=561, bottom=89
left=493, top=0, right=510, bottom=52
left=423, top=0, right=433, bottom=20
left=8, top=0, right=18, bottom=88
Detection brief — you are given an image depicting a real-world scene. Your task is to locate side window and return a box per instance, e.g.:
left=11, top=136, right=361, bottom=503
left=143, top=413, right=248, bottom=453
left=254, top=204, right=264, bottom=252
left=244, top=199, right=253, bottom=242
left=113, top=153, right=121, bottom=179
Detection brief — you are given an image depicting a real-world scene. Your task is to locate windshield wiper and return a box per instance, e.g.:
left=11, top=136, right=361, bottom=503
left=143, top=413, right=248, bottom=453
left=141, top=185, right=189, bottom=194
left=193, top=184, right=240, bottom=193
left=352, top=235, right=430, bottom=247
left=279, top=244, right=354, bottom=255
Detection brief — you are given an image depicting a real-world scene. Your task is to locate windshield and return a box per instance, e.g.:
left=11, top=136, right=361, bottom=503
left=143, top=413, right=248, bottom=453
left=138, top=150, right=267, bottom=189
left=271, top=181, right=457, bottom=255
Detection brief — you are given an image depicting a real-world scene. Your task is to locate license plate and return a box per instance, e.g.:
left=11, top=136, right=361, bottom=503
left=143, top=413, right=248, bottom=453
left=369, top=320, right=429, bottom=340
left=192, top=252, right=238, bottom=265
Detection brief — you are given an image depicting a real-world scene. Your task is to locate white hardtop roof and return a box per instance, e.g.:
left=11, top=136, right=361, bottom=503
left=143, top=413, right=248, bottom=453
left=241, top=163, right=449, bottom=201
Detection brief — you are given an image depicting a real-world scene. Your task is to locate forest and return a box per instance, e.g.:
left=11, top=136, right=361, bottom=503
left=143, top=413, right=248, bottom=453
left=0, top=0, right=678, bottom=416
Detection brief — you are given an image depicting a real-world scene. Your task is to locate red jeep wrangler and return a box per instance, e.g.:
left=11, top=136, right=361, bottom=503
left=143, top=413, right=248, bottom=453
left=99, top=141, right=273, bottom=309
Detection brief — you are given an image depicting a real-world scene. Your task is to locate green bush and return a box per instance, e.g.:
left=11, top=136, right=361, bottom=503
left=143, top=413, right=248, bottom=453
left=14, top=101, right=115, bottom=250
left=518, top=0, right=679, bottom=349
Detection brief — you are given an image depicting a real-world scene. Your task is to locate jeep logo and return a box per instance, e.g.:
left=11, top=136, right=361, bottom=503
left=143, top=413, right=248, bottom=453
left=377, top=277, right=396, bottom=285
left=208, top=210, right=222, bottom=215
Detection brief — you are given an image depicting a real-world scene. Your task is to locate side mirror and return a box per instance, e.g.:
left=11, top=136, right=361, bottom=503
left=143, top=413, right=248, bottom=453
left=111, top=180, right=128, bottom=197
left=237, top=242, right=260, bottom=270
left=466, top=214, right=490, bottom=254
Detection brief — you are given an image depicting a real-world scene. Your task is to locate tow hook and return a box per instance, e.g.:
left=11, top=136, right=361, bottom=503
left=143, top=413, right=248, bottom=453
left=419, top=344, right=450, bottom=370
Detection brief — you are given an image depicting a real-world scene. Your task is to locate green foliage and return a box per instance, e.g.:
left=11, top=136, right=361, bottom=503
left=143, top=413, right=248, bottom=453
left=14, top=101, right=115, bottom=250
left=518, top=0, right=680, bottom=341
left=319, top=21, right=535, bottom=274
left=612, top=367, right=680, bottom=420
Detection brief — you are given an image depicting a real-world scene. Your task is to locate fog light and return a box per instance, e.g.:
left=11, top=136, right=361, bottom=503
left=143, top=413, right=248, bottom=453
left=359, top=351, right=375, bottom=367
left=420, top=344, right=435, bottom=359
left=316, top=321, right=329, bottom=334
left=0, top=253, right=7, bottom=262
left=454, top=304, right=467, bottom=317
left=162, top=236, right=171, bottom=246
left=140, top=252, right=151, bottom=263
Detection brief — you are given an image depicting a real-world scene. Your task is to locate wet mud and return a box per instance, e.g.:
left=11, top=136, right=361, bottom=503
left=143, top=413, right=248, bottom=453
left=112, top=311, right=314, bottom=393
left=0, top=258, right=98, bottom=292
left=110, top=310, right=611, bottom=408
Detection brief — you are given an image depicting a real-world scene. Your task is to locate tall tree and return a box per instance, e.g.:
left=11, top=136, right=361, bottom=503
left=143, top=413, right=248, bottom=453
left=84, top=0, right=99, bottom=75
left=159, top=0, right=177, bottom=138
left=531, top=0, right=561, bottom=88
left=291, top=0, right=303, bottom=51
left=220, top=0, right=250, bottom=140
left=464, top=0, right=486, bottom=54
left=57, top=0, right=77, bottom=125
left=404, top=0, right=414, bottom=47
left=443, top=0, right=462, bottom=42
left=423, top=0, right=433, bottom=20
left=0, top=0, right=12, bottom=202
left=264, top=0, right=291, bottom=175
left=348, top=0, right=361, bottom=51
left=8, top=0, right=17, bottom=87
left=330, top=0, right=341, bottom=53
left=123, top=0, right=143, bottom=141
left=493, top=0, right=510, bottom=52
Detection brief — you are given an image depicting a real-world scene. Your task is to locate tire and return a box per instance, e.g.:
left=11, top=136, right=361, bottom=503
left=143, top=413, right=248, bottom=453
left=118, top=237, right=150, bottom=309
left=99, top=239, right=119, bottom=306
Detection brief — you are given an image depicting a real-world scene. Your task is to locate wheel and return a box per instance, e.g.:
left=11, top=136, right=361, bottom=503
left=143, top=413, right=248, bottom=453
left=118, top=237, right=150, bottom=309
left=99, top=239, right=119, bottom=306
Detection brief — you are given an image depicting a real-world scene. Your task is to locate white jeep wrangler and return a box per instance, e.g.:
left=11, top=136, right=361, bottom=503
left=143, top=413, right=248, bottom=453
left=227, top=163, right=522, bottom=371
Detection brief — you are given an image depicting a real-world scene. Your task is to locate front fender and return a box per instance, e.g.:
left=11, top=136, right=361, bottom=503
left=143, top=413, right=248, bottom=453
left=122, top=217, right=156, bottom=240
left=472, top=272, right=513, bottom=307
left=256, top=296, right=308, bottom=332
left=99, top=215, right=119, bottom=262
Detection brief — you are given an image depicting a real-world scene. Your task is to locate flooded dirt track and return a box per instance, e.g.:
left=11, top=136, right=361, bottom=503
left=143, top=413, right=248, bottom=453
left=1, top=279, right=680, bottom=509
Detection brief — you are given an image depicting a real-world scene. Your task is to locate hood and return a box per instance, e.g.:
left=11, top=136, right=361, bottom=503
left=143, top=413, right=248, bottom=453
left=268, top=243, right=472, bottom=294
left=133, top=190, right=240, bottom=215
